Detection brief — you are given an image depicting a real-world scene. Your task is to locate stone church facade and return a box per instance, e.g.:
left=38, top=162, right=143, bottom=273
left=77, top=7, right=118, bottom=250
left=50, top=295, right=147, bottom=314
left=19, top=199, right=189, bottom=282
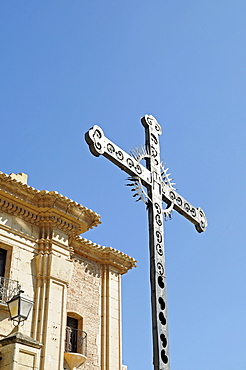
left=0, top=172, right=136, bottom=370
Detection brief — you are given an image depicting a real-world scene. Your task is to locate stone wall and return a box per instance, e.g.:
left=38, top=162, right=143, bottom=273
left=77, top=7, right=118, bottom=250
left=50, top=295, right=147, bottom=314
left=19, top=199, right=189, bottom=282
left=66, top=254, right=101, bottom=370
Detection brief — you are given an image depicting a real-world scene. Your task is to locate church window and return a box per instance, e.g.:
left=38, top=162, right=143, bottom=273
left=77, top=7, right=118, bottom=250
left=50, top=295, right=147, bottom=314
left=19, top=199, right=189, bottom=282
left=66, top=316, right=78, bottom=352
left=65, top=314, right=87, bottom=356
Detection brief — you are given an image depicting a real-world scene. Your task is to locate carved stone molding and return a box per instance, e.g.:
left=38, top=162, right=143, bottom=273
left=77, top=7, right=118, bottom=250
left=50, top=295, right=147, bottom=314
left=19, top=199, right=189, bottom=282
left=72, top=236, right=137, bottom=275
left=0, top=172, right=101, bottom=236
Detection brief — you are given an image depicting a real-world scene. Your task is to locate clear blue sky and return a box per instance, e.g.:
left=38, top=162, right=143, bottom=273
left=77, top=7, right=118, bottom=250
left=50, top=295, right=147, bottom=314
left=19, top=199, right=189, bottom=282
left=1, top=1, right=246, bottom=369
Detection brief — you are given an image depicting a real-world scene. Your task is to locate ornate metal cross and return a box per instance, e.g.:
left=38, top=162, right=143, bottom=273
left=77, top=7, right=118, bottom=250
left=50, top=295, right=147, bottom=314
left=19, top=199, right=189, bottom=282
left=85, top=115, right=208, bottom=370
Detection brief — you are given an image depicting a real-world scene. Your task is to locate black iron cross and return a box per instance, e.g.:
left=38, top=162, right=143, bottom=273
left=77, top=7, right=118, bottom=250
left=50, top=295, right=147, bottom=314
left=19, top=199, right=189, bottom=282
left=85, top=115, right=208, bottom=370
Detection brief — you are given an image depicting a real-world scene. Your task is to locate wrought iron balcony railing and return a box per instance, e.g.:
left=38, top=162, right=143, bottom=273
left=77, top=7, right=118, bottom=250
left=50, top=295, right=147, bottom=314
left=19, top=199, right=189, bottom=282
left=65, top=326, right=87, bottom=357
left=0, top=276, right=21, bottom=304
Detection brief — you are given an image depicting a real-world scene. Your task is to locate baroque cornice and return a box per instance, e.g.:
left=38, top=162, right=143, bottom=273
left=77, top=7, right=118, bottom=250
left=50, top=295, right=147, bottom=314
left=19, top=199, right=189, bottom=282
left=72, top=236, right=137, bottom=274
left=0, top=172, right=101, bottom=235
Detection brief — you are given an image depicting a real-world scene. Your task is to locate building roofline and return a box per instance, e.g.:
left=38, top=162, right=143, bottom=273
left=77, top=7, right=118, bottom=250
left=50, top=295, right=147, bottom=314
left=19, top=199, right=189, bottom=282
left=73, top=236, right=137, bottom=274
left=0, top=172, right=101, bottom=235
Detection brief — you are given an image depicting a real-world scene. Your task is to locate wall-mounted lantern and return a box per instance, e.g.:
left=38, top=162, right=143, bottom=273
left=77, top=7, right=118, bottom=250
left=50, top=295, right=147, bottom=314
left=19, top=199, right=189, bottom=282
left=7, top=290, right=34, bottom=325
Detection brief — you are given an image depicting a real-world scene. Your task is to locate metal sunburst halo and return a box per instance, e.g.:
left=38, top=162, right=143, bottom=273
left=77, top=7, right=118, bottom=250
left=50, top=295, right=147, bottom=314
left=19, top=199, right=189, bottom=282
left=126, top=146, right=176, bottom=219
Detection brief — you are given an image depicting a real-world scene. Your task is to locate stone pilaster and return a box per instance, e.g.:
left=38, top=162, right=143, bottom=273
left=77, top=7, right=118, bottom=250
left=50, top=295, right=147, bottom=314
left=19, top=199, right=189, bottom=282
left=101, top=266, right=122, bottom=370
left=31, top=224, right=73, bottom=370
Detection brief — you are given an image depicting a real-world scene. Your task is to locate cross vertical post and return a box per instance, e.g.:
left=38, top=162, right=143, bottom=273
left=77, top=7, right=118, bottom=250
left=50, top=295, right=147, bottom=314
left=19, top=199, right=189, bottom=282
left=85, top=115, right=208, bottom=370
left=142, top=115, right=170, bottom=368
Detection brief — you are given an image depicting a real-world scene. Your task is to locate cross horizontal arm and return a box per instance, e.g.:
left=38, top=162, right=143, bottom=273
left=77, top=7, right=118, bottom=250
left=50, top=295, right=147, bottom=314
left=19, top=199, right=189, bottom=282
left=162, top=183, right=208, bottom=233
left=85, top=123, right=208, bottom=233
left=85, top=125, right=152, bottom=186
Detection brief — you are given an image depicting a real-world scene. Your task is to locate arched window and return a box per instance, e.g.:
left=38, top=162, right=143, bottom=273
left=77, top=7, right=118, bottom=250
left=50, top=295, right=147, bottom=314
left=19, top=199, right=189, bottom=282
left=65, top=313, right=87, bottom=356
